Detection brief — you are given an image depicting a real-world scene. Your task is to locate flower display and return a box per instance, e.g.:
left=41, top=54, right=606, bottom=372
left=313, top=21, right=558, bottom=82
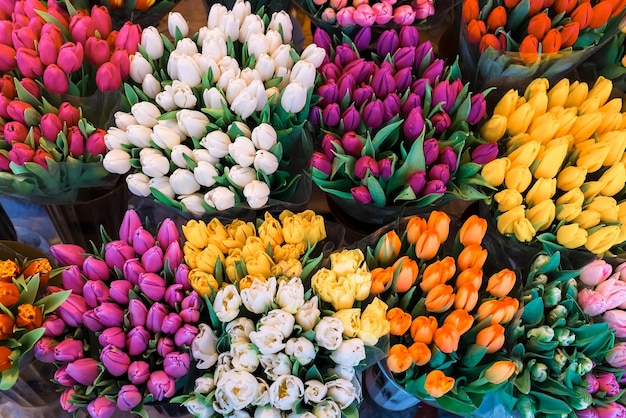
left=102, top=3, right=325, bottom=214
left=93, top=0, right=181, bottom=30
left=36, top=209, right=200, bottom=416
left=309, top=26, right=493, bottom=218
left=479, top=77, right=626, bottom=255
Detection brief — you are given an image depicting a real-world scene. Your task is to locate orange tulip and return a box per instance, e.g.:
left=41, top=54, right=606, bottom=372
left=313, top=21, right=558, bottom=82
left=543, top=0, right=555, bottom=7
left=589, top=0, right=612, bottom=28
left=528, top=0, right=544, bottom=15
left=560, top=22, right=580, bottom=48
left=427, top=211, right=450, bottom=242
left=466, top=19, right=487, bottom=45
left=387, top=344, right=413, bottom=373
left=370, top=267, right=393, bottom=295
left=0, top=260, right=19, bottom=283
left=504, top=0, right=521, bottom=7
left=393, top=256, right=419, bottom=293
left=459, top=215, right=487, bottom=247
left=424, top=370, right=455, bottom=398
left=22, top=258, right=52, bottom=288
left=408, top=342, right=431, bottom=366
left=457, top=244, right=487, bottom=271
left=406, top=216, right=427, bottom=245
left=411, top=315, right=438, bottom=344
left=486, top=6, right=507, bottom=30
left=519, top=35, right=539, bottom=64
left=16, top=304, right=42, bottom=330
left=486, top=268, right=516, bottom=297
left=610, top=0, right=626, bottom=17
left=376, top=231, right=402, bottom=266
left=0, top=314, right=13, bottom=340
left=443, top=309, right=474, bottom=334
left=0, top=346, right=12, bottom=371
left=0, top=282, right=20, bottom=307
left=528, top=12, right=552, bottom=41
left=501, top=296, right=520, bottom=323
left=440, top=257, right=457, bottom=281
left=480, top=34, right=501, bottom=53
left=420, top=257, right=456, bottom=293
left=415, top=230, right=441, bottom=261
left=476, top=324, right=506, bottom=353
left=387, top=307, right=412, bottom=336
left=455, top=267, right=483, bottom=290
left=433, top=323, right=460, bottom=353
left=462, top=0, right=480, bottom=23
left=477, top=297, right=519, bottom=324
left=485, top=361, right=517, bottom=384
left=134, top=0, right=156, bottom=10
left=541, top=29, right=562, bottom=54
left=425, top=284, right=455, bottom=313
left=454, top=284, right=479, bottom=311
left=553, top=0, right=577, bottom=13
left=571, top=2, right=593, bottom=29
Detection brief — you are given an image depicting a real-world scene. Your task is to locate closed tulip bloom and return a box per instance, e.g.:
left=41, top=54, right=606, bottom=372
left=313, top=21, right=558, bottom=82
left=508, top=140, right=541, bottom=168
left=466, top=19, right=486, bottom=44
left=557, top=165, right=587, bottom=191
left=66, top=358, right=100, bottom=386
left=519, top=35, right=539, bottom=64
left=486, top=268, right=516, bottom=298
left=574, top=210, right=602, bottom=229
left=0, top=44, right=16, bottom=72
left=393, top=256, right=419, bottom=293
left=507, top=103, right=535, bottom=136
left=126, top=326, right=150, bottom=356
left=576, top=142, right=611, bottom=173
left=425, top=284, right=455, bottom=313
left=96, top=62, right=122, bottom=92
left=481, top=158, right=511, bottom=188
left=556, top=223, right=588, bottom=248
left=455, top=268, right=483, bottom=293
left=427, top=211, right=450, bottom=242
left=565, top=80, right=589, bottom=108
left=493, top=89, right=520, bottom=118
left=512, top=217, right=536, bottom=242
left=406, top=216, right=428, bottom=245
left=443, top=309, right=474, bottom=334
left=387, top=344, right=412, bottom=373
left=376, top=230, right=402, bottom=266
left=420, top=258, right=453, bottom=292
left=587, top=196, right=618, bottom=222
left=571, top=2, right=593, bottom=29
left=528, top=13, right=552, bottom=40
left=504, top=165, right=532, bottom=193
left=410, top=315, right=437, bottom=344
left=525, top=178, right=557, bottom=206
left=424, top=370, right=454, bottom=398
left=599, top=163, right=626, bottom=196
left=480, top=115, right=508, bottom=142
left=462, top=0, right=479, bottom=22
left=485, top=6, right=507, bottom=30
left=585, top=225, right=620, bottom=254
left=476, top=324, right=505, bottom=353
left=457, top=243, right=488, bottom=271
left=387, top=307, right=412, bottom=336
left=526, top=199, right=556, bottom=231
left=458, top=215, right=487, bottom=247
left=485, top=361, right=516, bottom=384
left=415, top=230, right=440, bottom=260
left=433, top=324, right=460, bottom=354
left=454, top=284, right=478, bottom=311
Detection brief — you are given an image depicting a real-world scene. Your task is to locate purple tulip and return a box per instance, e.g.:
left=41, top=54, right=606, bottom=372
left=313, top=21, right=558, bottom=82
left=313, top=28, right=332, bottom=55
left=378, top=158, right=394, bottom=178
left=431, top=112, right=451, bottom=134
left=65, top=358, right=100, bottom=386
left=422, top=179, right=446, bottom=195
left=439, top=146, right=458, bottom=172
left=320, top=62, right=341, bottom=81
left=403, top=107, right=424, bottom=141
left=597, top=372, right=620, bottom=397
left=141, top=245, right=164, bottom=273
left=450, top=79, right=464, bottom=98
left=109, top=280, right=133, bottom=305
left=34, top=337, right=57, bottom=363
left=595, top=403, right=626, bottom=418
left=60, top=388, right=79, bottom=413
left=54, top=364, right=77, bottom=387
left=341, top=105, right=360, bottom=131
left=128, top=299, right=149, bottom=327
left=414, top=41, right=435, bottom=71
left=371, top=67, right=395, bottom=98
left=429, top=164, right=451, bottom=184
left=354, top=26, right=371, bottom=50
left=82, top=256, right=111, bottom=282
left=342, top=131, right=364, bottom=157
left=401, top=93, right=421, bottom=116
left=394, top=67, right=412, bottom=93
left=123, top=258, right=145, bottom=286
left=117, top=384, right=142, bottom=411
left=95, top=302, right=125, bottom=328
left=354, top=156, right=380, bottom=179
left=50, top=243, right=87, bottom=268
left=468, top=94, right=487, bottom=125
left=164, top=283, right=184, bottom=308
left=432, top=80, right=455, bottom=113
left=147, top=302, right=168, bottom=333
left=126, top=326, right=151, bottom=356
left=119, top=209, right=142, bottom=245
left=133, top=227, right=156, bottom=255
left=161, top=312, right=183, bottom=335
left=334, top=44, right=358, bottom=68
left=147, top=371, right=176, bottom=401
left=157, top=337, right=176, bottom=357
left=321, top=134, right=341, bottom=160
left=163, top=352, right=190, bottom=378
left=182, top=291, right=201, bottom=310
left=318, top=81, right=339, bottom=107
left=586, top=373, right=599, bottom=394
left=104, top=240, right=135, bottom=271
left=157, top=218, right=179, bottom=249
left=344, top=59, right=376, bottom=85
left=575, top=408, right=599, bottom=418
left=88, top=396, right=116, bottom=418
left=399, top=25, right=419, bottom=47
left=381, top=93, right=401, bottom=123
left=376, top=29, right=400, bottom=58
left=180, top=307, right=200, bottom=323
left=322, top=103, right=341, bottom=127
left=128, top=360, right=150, bottom=385
left=43, top=314, right=66, bottom=337
left=336, top=73, right=356, bottom=103
left=311, top=152, right=332, bottom=178
left=175, top=264, right=191, bottom=290
left=423, top=138, right=440, bottom=166
left=83, top=280, right=111, bottom=308
left=54, top=338, right=84, bottom=362
left=100, top=344, right=131, bottom=377
left=57, top=294, right=88, bottom=327
left=352, top=85, right=374, bottom=107
left=83, top=309, right=105, bottom=332
left=393, top=47, right=416, bottom=70
left=174, top=324, right=198, bottom=346
left=363, top=99, right=384, bottom=129
left=411, top=78, right=429, bottom=98
left=309, top=105, right=321, bottom=125
left=351, top=185, right=373, bottom=204
left=61, top=265, right=84, bottom=295
left=422, top=59, right=444, bottom=85
left=99, top=327, right=127, bottom=349
left=163, top=241, right=182, bottom=270
left=408, top=171, right=427, bottom=194
left=139, top=272, right=166, bottom=301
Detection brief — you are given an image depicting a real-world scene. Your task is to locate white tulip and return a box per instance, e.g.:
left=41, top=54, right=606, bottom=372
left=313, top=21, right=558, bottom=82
left=281, top=82, right=307, bottom=113
left=290, top=60, right=316, bottom=89
left=312, top=400, right=341, bottom=418
left=170, top=80, right=198, bottom=109
left=230, top=90, right=256, bottom=119
left=170, top=168, right=201, bottom=195
left=230, top=343, right=259, bottom=373
left=269, top=11, right=293, bottom=43
left=217, top=68, right=238, bottom=91
left=129, top=52, right=153, bottom=84
left=213, top=285, right=241, bottom=322
left=179, top=193, right=206, bottom=216
left=219, top=56, right=242, bottom=76
left=204, top=186, right=235, bottom=210
left=176, top=109, right=209, bottom=139
left=216, top=370, right=258, bottom=411
left=275, top=277, right=305, bottom=313
left=192, top=323, right=219, bottom=369
left=229, top=121, right=252, bottom=138
left=200, top=130, right=231, bottom=158
left=207, top=3, right=228, bottom=29
left=274, top=66, right=290, bottom=89
left=157, top=119, right=187, bottom=141
left=286, top=411, right=316, bottom=418
left=202, top=26, right=228, bottom=43
left=265, top=87, right=280, bottom=104
left=184, top=398, right=214, bottom=418
left=225, top=318, right=255, bottom=344
left=264, top=30, right=283, bottom=55
left=269, top=375, right=304, bottom=410
left=167, top=50, right=182, bottom=80
left=259, top=353, right=292, bottom=381
left=171, top=143, right=195, bottom=168
left=142, top=74, right=161, bottom=99
left=201, top=38, right=227, bottom=62
left=103, top=149, right=131, bottom=174
left=314, top=317, right=344, bottom=350
left=295, top=296, right=320, bottom=331
left=203, top=87, right=227, bottom=110
left=239, top=14, right=264, bottom=43
left=231, top=0, right=251, bottom=24
left=168, top=12, right=189, bottom=38
left=151, top=125, right=182, bottom=149
left=192, top=148, right=219, bottom=164
left=148, top=176, right=175, bottom=199
left=243, top=179, right=270, bottom=208
left=254, top=54, right=275, bottom=82
left=300, top=44, right=326, bottom=68
left=329, top=339, right=366, bottom=367
left=326, top=379, right=358, bottom=410
left=140, top=148, right=170, bottom=177
left=249, top=326, right=286, bottom=355
left=285, top=337, right=315, bottom=366
left=253, top=150, right=279, bottom=174
left=176, top=54, right=202, bottom=88
left=114, top=111, right=137, bottom=130
left=271, top=44, right=294, bottom=69
left=131, top=102, right=161, bottom=127
left=228, top=136, right=256, bottom=167
left=327, top=365, right=355, bottom=382
left=251, top=123, right=277, bottom=150
left=240, top=277, right=276, bottom=314
left=155, top=90, right=177, bottom=111
left=141, top=26, right=164, bottom=60
left=259, top=307, right=294, bottom=338
left=213, top=388, right=234, bottom=416
left=227, top=165, right=257, bottom=188
left=126, top=173, right=151, bottom=197
left=194, top=54, right=220, bottom=82
left=240, top=68, right=262, bottom=85
left=219, top=13, right=240, bottom=43
left=254, top=406, right=282, bottom=418
left=246, top=80, right=267, bottom=112
left=126, top=125, right=152, bottom=148
left=304, top=380, right=327, bottom=404
left=194, top=160, right=219, bottom=187
left=245, top=32, right=268, bottom=59
left=104, top=127, right=130, bottom=150
left=254, top=378, right=271, bottom=406
left=175, top=37, right=198, bottom=55
left=226, top=77, right=248, bottom=105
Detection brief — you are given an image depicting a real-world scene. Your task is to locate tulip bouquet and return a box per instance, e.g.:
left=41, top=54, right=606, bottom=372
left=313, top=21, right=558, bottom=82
left=459, top=0, right=626, bottom=90
left=347, top=210, right=520, bottom=415
left=0, top=246, right=68, bottom=390
left=0, top=75, right=118, bottom=204
left=309, top=26, right=494, bottom=225
left=36, top=209, right=202, bottom=417
left=478, top=76, right=626, bottom=255
left=90, top=0, right=181, bottom=30
left=103, top=4, right=324, bottom=215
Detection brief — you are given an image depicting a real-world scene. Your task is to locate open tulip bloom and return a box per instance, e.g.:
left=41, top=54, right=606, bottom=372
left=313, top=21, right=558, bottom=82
left=479, top=77, right=626, bottom=255
left=103, top=3, right=324, bottom=215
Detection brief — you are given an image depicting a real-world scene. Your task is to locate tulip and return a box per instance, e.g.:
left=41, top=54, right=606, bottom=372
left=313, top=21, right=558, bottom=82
left=82, top=280, right=110, bottom=309
left=116, top=384, right=142, bottom=412
left=580, top=259, right=612, bottom=286
left=425, top=284, right=455, bottom=313
left=485, top=361, right=516, bottom=384
left=147, top=370, right=176, bottom=402
left=415, top=230, right=441, bottom=260
left=466, top=19, right=486, bottom=44
left=146, top=302, right=168, bottom=333
left=16, top=48, right=43, bottom=78
left=351, top=185, right=373, bottom=204
left=528, top=13, right=552, bottom=41
left=87, top=397, right=116, bottom=418
left=175, top=324, right=198, bottom=346
left=519, top=35, right=539, bottom=64
left=411, top=316, right=437, bottom=344
left=98, top=327, right=126, bottom=350
left=480, top=115, right=508, bottom=142
left=467, top=93, right=487, bottom=125
left=407, top=170, right=426, bottom=194
left=476, top=324, right=505, bottom=354
left=459, top=215, right=487, bottom=247
left=585, top=226, right=620, bottom=254
left=444, top=309, right=474, bottom=334
left=422, top=59, right=444, bottom=85
left=424, top=370, right=455, bottom=398
left=403, top=107, right=425, bottom=141
left=163, top=351, right=190, bottom=378
left=387, top=344, right=412, bottom=373
left=42, top=314, right=66, bottom=338
left=57, top=293, right=88, bottom=328
left=571, top=2, right=593, bottom=30
left=65, top=358, right=100, bottom=386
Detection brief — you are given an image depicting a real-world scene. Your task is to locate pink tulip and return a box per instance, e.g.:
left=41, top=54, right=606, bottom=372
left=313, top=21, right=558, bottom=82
left=85, top=36, right=111, bottom=67
left=69, top=13, right=95, bottom=45
left=104, top=240, right=135, bottom=271
left=57, top=293, right=88, bottom=327
left=585, top=373, right=599, bottom=394
left=0, top=21, right=12, bottom=46
left=54, top=364, right=78, bottom=387
left=57, top=42, right=83, bottom=74
left=141, top=245, right=164, bottom=273
left=0, top=75, right=16, bottom=98
left=174, top=324, right=198, bottom=346
left=33, top=148, right=52, bottom=169
left=393, top=4, right=416, bottom=25
left=90, top=5, right=112, bottom=39
left=96, top=62, right=122, bottom=92
left=119, top=209, right=142, bottom=244
left=8, top=143, right=35, bottom=165
left=415, top=0, right=435, bottom=20
left=127, top=360, right=150, bottom=385
left=0, top=44, right=16, bottom=72
left=57, top=102, right=80, bottom=127
left=83, top=309, right=105, bottom=332
left=87, top=396, right=116, bottom=418
left=0, top=154, right=9, bottom=171
left=42, top=313, right=66, bottom=337
left=580, top=259, right=613, bottom=286
left=98, top=327, right=126, bottom=349
left=578, top=288, right=608, bottom=316
left=67, top=126, right=85, bottom=157
left=163, top=241, right=182, bottom=270
left=123, top=258, right=145, bottom=286
left=53, top=338, right=85, bottom=362
left=175, top=263, right=191, bottom=290
left=603, top=310, right=626, bottom=337
left=83, top=256, right=111, bottom=282
left=606, top=342, right=626, bottom=368
left=117, top=384, right=142, bottom=411
left=86, top=129, right=106, bottom=156
left=3, top=121, right=28, bottom=145
left=40, top=113, right=63, bottom=142
left=353, top=4, right=376, bottom=26
left=115, top=22, right=141, bottom=54
left=336, top=6, right=356, bottom=26
left=147, top=302, right=168, bottom=333
left=83, top=280, right=111, bottom=308
left=126, top=326, right=150, bottom=356
left=163, top=352, right=190, bottom=378
left=34, top=337, right=58, bottom=363
left=65, top=358, right=100, bottom=386
left=372, top=1, right=394, bottom=25
left=42, top=64, right=69, bottom=94
left=109, top=280, right=133, bottom=305
left=164, top=284, right=184, bottom=308
left=351, top=185, right=373, bottom=204
left=157, top=337, right=175, bottom=357
left=595, top=276, right=626, bottom=310
left=132, top=227, right=156, bottom=255
left=60, top=388, right=79, bottom=413
left=157, top=218, right=179, bottom=249
left=16, top=47, right=43, bottom=78
left=7, top=100, right=33, bottom=125
left=110, top=48, right=130, bottom=80
left=12, top=26, right=37, bottom=50
left=161, top=312, right=183, bottom=335
left=577, top=408, right=600, bottom=418
left=100, top=344, right=131, bottom=377
left=147, top=371, right=176, bottom=401
left=128, top=299, right=148, bottom=327
left=596, top=402, right=626, bottom=418
left=94, top=302, right=125, bottom=328
left=139, top=272, right=166, bottom=301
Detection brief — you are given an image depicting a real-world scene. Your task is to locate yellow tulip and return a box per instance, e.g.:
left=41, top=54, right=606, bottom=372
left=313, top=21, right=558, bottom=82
left=578, top=96, right=600, bottom=115
left=183, top=242, right=201, bottom=269
left=586, top=76, right=613, bottom=108
left=497, top=205, right=526, bottom=235
left=330, top=249, right=365, bottom=276
left=493, top=89, right=520, bottom=118
left=196, top=243, right=226, bottom=274
left=574, top=210, right=602, bottom=229
left=618, top=201, right=626, bottom=219
left=507, top=103, right=535, bottom=136
left=525, top=78, right=549, bottom=100
left=587, top=196, right=619, bottom=222
left=576, top=142, right=612, bottom=173
left=581, top=181, right=607, bottom=200
left=553, top=108, right=578, bottom=139
left=599, top=98, right=623, bottom=114
left=258, top=212, right=284, bottom=247
left=585, top=225, right=621, bottom=254
left=564, top=80, right=589, bottom=108
left=507, top=140, right=541, bottom=167
left=516, top=96, right=527, bottom=108
left=597, top=131, right=626, bottom=166
left=188, top=269, right=219, bottom=298
left=556, top=188, right=584, bottom=222
left=527, top=112, right=559, bottom=144
left=481, top=158, right=511, bottom=187
left=597, top=113, right=623, bottom=135
left=620, top=112, right=626, bottom=129
left=359, top=298, right=391, bottom=345
left=182, top=220, right=210, bottom=248
left=480, top=115, right=508, bottom=142
left=527, top=91, right=548, bottom=118
left=532, top=142, right=568, bottom=179
left=281, top=214, right=308, bottom=244
left=599, top=163, right=626, bottom=196
left=557, top=165, right=587, bottom=191
left=241, top=236, right=268, bottom=261
left=513, top=218, right=536, bottom=242
left=526, top=199, right=556, bottom=232
left=617, top=222, right=626, bottom=247
left=505, top=165, right=533, bottom=193
left=525, top=178, right=556, bottom=207
left=569, top=113, right=603, bottom=144
left=506, top=133, right=533, bottom=149
left=556, top=223, right=588, bottom=249
left=547, top=78, right=570, bottom=109
left=494, top=189, right=524, bottom=212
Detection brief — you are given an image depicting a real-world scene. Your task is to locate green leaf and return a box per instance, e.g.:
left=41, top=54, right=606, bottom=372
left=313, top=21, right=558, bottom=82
left=459, top=344, right=488, bottom=368
left=506, top=0, right=531, bottom=33
left=37, top=290, right=71, bottom=314
left=17, top=328, right=45, bottom=354
left=124, top=83, right=139, bottom=107
left=18, top=274, right=39, bottom=306
left=387, top=133, right=425, bottom=194
left=520, top=297, right=545, bottom=327
left=366, top=175, right=386, bottom=206
left=372, top=120, right=403, bottom=150
left=529, top=391, right=572, bottom=415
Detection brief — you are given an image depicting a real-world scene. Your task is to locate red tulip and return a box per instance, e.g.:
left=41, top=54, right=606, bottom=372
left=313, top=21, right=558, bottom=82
left=519, top=35, right=539, bottom=64
left=95, top=62, right=122, bottom=92
left=571, top=2, right=593, bottom=30
left=528, top=12, right=552, bottom=41
left=486, top=6, right=507, bottom=30
left=462, top=0, right=479, bottom=23
left=560, top=22, right=580, bottom=48
left=588, top=0, right=612, bottom=29
left=541, top=29, right=562, bottom=53
left=479, top=34, right=500, bottom=53
left=466, top=19, right=486, bottom=44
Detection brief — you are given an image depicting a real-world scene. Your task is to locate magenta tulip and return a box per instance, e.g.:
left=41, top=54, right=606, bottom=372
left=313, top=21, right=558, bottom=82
left=123, top=258, right=145, bottom=285
left=471, top=143, right=499, bottom=164
left=86, top=129, right=106, bottom=156
left=83, top=280, right=111, bottom=308
left=105, top=240, right=135, bottom=271
left=422, top=179, right=446, bottom=195
left=354, top=156, right=379, bottom=179
left=90, top=5, right=112, bottom=39
left=376, top=29, right=400, bottom=58
left=174, top=263, right=191, bottom=290
left=408, top=171, right=427, bottom=194
left=128, top=299, right=149, bottom=328
left=438, top=146, right=458, bottom=172
left=57, top=293, right=88, bottom=327
left=163, top=352, right=190, bottom=378
left=87, top=396, right=116, bottom=418
left=399, top=25, right=420, bottom=47
left=60, top=388, right=79, bottom=413
left=174, top=324, right=198, bottom=346
left=157, top=337, right=176, bottom=357
left=164, top=283, right=185, bottom=308
left=342, top=131, right=364, bottom=157
left=141, top=245, right=164, bottom=273
left=0, top=44, right=16, bottom=72
left=117, top=384, right=142, bottom=411
left=428, top=164, right=451, bottom=184
left=351, top=185, right=373, bottom=204
left=363, top=99, right=384, bottom=129
left=99, top=327, right=127, bottom=349
left=16, top=47, right=43, bottom=78
left=43, top=314, right=66, bottom=337
left=42, top=64, right=69, bottom=94
left=57, top=102, right=80, bottom=127
left=115, top=22, right=141, bottom=54
left=95, top=62, right=122, bottom=92
left=127, top=360, right=150, bottom=385
left=57, top=42, right=83, bottom=74
left=126, top=326, right=151, bottom=356
left=147, top=370, right=176, bottom=401
left=54, top=338, right=85, bottom=362
left=146, top=302, right=168, bottom=333
left=403, top=107, right=425, bottom=141
left=34, top=337, right=58, bottom=363
left=54, top=364, right=78, bottom=387
left=65, top=358, right=100, bottom=386
left=100, top=344, right=131, bottom=377
left=164, top=241, right=182, bottom=270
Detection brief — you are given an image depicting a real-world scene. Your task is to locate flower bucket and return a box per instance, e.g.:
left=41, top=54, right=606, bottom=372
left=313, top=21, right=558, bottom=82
left=0, top=352, right=57, bottom=408
left=364, top=361, right=420, bottom=411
